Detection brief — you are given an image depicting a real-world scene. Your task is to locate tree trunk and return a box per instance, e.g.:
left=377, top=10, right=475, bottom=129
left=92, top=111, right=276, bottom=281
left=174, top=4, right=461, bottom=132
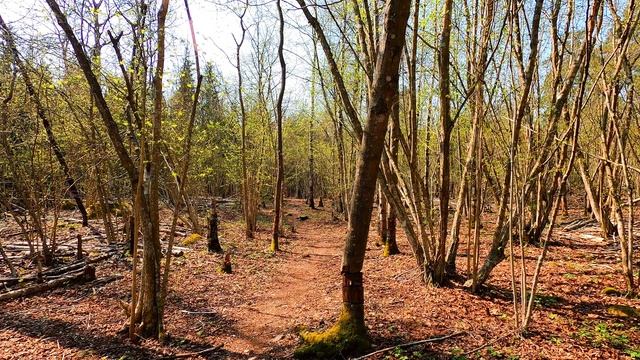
left=445, top=0, right=494, bottom=274
left=308, top=42, right=317, bottom=209
left=271, top=0, right=286, bottom=253
left=208, top=202, right=223, bottom=253
left=384, top=88, right=400, bottom=257
left=44, top=0, right=167, bottom=339
left=377, top=186, right=388, bottom=245
left=431, top=0, right=454, bottom=285
left=295, top=1, right=410, bottom=356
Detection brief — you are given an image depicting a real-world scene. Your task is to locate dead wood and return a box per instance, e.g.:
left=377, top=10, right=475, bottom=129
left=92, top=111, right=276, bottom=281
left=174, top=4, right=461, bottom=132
left=0, top=265, right=96, bottom=302
left=158, top=344, right=223, bottom=359
left=563, top=218, right=597, bottom=231
left=0, top=251, right=116, bottom=286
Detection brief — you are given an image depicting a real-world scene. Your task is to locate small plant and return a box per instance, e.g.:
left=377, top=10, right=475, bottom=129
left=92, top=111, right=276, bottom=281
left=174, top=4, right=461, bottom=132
left=577, top=322, right=629, bottom=349
left=625, top=348, right=640, bottom=359
left=487, top=346, right=503, bottom=357
left=450, top=347, right=468, bottom=360
left=382, top=346, right=427, bottom=360
left=549, top=336, right=562, bottom=345
left=390, top=347, right=409, bottom=360
left=534, top=294, right=561, bottom=308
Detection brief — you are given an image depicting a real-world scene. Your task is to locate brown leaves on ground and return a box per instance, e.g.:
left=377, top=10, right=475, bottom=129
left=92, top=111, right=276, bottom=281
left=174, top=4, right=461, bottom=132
left=1, top=199, right=639, bottom=359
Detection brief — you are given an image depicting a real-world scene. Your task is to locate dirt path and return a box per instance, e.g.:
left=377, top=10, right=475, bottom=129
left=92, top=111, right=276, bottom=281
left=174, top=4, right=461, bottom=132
left=0, top=202, right=349, bottom=360
left=220, top=214, right=345, bottom=357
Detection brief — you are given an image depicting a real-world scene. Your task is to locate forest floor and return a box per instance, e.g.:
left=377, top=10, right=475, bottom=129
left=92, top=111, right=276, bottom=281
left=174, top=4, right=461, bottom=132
left=1, top=198, right=640, bottom=359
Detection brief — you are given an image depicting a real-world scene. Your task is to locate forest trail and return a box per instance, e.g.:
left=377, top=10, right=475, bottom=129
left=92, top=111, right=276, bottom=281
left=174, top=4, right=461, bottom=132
left=216, top=205, right=345, bottom=358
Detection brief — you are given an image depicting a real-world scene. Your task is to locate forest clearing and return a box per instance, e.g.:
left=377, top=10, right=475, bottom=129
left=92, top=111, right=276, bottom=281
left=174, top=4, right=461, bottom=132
left=2, top=0, right=640, bottom=358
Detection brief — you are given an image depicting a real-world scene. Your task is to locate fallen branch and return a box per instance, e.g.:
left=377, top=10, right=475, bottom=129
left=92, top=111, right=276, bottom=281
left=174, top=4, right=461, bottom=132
left=463, top=331, right=513, bottom=356
left=0, top=265, right=96, bottom=302
left=159, top=344, right=224, bottom=359
left=623, top=198, right=640, bottom=207
left=353, top=331, right=465, bottom=360
left=180, top=310, right=217, bottom=315
left=86, top=274, right=123, bottom=288
left=0, top=251, right=116, bottom=285
left=563, top=218, right=595, bottom=231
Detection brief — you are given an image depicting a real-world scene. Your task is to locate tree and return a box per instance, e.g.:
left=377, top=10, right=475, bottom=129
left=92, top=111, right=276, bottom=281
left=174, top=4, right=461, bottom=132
left=295, top=1, right=411, bottom=356
left=0, top=17, right=89, bottom=227
left=271, top=0, right=286, bottom=252
left=45, top=0, right=169, bottom=339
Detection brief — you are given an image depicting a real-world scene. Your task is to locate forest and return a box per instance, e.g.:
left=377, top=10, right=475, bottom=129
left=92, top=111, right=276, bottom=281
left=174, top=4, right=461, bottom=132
left=1, top=0, right=640, bottom=358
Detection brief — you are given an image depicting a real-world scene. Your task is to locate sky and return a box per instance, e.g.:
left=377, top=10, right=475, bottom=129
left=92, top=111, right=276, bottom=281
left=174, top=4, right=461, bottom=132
left=1, top=0, right=315, bottom=108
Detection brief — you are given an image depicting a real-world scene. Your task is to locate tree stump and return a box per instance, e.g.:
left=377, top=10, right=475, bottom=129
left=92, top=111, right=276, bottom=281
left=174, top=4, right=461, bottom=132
left=76, top=234, right=83, bottom=260
left=221, top=253, right=232, bottom=274
left=208, top=200, right=223, bottom=253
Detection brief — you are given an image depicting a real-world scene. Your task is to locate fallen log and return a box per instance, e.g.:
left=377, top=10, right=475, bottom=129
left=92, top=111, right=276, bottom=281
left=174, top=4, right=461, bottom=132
left=61, top=217, right=85, bottom=224
left=0, top=251, right=116, bottom=285
left=563, top=218, right=596, bottom=231
left=0, top=265, right=96, bottom=302
left=86, top=274, right=123, bottom=288
left=4, top=229, right=36, bottom=238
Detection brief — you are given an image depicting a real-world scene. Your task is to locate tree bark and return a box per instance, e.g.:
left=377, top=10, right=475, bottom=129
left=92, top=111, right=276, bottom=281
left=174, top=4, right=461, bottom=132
left=271, top=0, right=286, bottom=253
left=432, top=0, right=454, bottom=285
left=295, top=1, right=410, bottom=355
left=45, top=0, right=168, bottom=339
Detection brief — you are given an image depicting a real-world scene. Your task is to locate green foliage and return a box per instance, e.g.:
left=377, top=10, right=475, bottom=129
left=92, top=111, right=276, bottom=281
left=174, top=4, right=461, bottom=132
left=450, top=346, right=468, bottom=360
left=601, top=287, right=621, bottom=297
left=533, top=294, right=561, bottom=308
left=577, top=322, right=630, bottom=349
left=626, top=348, right=640, bottom=359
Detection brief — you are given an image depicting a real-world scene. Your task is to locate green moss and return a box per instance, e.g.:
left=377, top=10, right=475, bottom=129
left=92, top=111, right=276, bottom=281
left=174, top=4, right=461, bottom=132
left=294, top=305, right=369, bottom=359
left=383, top=245, right=391, bottom=257
left=601, top=287, right=621, bottom=297
left=607, top=305, right=640, bottom=319
left=382, top=241, right=400, bottom=257
left=87, top=201, right=132, bottom=219
left=182, top=233, right=203, bottom=246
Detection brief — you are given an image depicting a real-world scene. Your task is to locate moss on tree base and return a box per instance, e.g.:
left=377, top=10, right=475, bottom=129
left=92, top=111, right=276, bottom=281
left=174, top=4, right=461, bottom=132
left=383, top=242, right=400, bottom=257
left=294, top=305, right=369, bottom=359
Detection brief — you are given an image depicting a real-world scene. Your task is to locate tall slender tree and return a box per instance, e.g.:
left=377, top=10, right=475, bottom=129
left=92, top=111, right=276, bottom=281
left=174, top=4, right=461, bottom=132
left=296, top=1, right=411, bottom=356
left=271, top=0, right=286, bottom=252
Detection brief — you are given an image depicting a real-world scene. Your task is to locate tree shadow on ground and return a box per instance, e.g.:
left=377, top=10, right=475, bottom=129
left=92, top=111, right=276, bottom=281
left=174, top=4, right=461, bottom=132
left=0, top=310, right=258, bottom=359
left=367, top=325, right=459, bottom=360
left=0, top=312, right=162, bottom=359
left=474, top=284, right=567, bottom=310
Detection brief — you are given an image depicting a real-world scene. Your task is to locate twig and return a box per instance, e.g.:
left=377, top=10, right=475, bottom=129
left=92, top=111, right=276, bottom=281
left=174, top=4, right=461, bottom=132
left=180, top=310, right=217, bottom=315
left=463, top=331, right=514, bottom=356
left=352, top=331, right=465, bottom=359
left=159, top=344, right=223, bottom=359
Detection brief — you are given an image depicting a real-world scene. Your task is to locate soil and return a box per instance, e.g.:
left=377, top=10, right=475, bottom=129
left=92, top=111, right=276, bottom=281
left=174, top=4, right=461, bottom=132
left=1, top=198, right=639, bottom=359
